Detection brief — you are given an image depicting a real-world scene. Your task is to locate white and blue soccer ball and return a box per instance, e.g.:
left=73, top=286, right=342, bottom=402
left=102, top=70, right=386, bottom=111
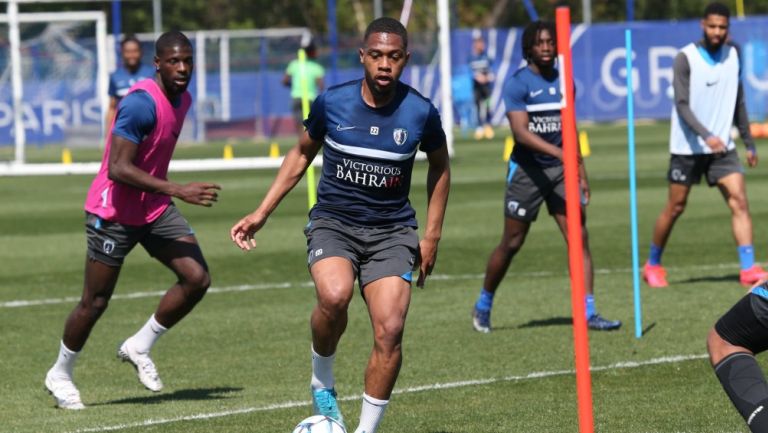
left=292, top=415, right=346, bottom=433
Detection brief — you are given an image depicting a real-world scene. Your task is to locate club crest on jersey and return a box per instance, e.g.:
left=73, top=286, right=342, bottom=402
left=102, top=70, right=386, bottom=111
left=393, top=128, right=408, bottom=146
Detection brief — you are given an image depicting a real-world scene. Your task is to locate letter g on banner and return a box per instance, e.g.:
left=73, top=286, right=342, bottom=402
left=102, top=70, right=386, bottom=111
left=601, top=47, right=639, bottom=97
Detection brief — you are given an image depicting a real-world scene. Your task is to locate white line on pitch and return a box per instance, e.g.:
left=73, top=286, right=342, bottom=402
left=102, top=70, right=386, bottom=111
left=1, top=261, right=744, bottom=309
left=66, top=353, right=708, bottom=433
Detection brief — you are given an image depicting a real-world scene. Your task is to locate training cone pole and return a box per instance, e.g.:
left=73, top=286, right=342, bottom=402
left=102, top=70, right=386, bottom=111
left=61, top=148, right=73, bottom=165
left=625, top=29, right=643, bottom=339
left=579, top=131, right=591, bottom=157
left=299, top=48, right=318, bottom=209
left=503, top=136, right=514, bottom=161
left=556, top=7, right=595, bottom=433
left=269, top=142, right=281, bottom=158
left=223, top=144, right=234, bottom=160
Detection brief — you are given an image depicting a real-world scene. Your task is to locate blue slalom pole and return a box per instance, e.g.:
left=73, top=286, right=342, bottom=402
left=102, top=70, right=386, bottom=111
left=327, top=0, right=339, bottom=86
left=259, top=37, right=271, bottom=139
left=627, top=0, right=635, bottom=22
left=111, top=0, right=122, bottom=66
left=521, top=0, right=539, bottom=22
left=625, top=29, right=642, bottom=339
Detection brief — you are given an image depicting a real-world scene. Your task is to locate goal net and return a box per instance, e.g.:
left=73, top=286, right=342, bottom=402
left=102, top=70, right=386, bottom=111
left=0, top=10, right=108, bottom=163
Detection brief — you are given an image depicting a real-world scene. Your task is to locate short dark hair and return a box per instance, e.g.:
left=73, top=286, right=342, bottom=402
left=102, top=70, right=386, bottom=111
left=121, top=34, right=141, bottom=50
left=155, top=31, right=192, bottom=56
left=521, top=21, right=556, bottom=62
left=363, top=17, right=408, bottom=49
left=704, top=2, right=730, bottom=19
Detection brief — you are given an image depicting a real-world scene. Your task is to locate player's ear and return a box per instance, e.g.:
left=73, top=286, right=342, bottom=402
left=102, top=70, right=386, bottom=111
left=404, top=51, right=411, bottom=66
left=153, top=56, right=160, bottom=72
left=359, top=47, right=365, bottom=64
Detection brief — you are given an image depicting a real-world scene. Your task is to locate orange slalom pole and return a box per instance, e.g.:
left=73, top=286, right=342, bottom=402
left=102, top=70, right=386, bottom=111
left=556, top=7, right=594, bottom=433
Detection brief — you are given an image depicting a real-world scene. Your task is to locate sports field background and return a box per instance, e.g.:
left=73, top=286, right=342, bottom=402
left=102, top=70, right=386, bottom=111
left=2, top=122, right=767, bottom=432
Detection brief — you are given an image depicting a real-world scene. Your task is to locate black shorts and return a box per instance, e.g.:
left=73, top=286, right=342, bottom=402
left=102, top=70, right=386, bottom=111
left=715, top=291, right=768, bottom=354
left=473, top=81, right=491, bottom=102
left=86, top=203, right=195, bottom=267
left=504, top=162, right=579, bottom=222
left=304, top=217, right=419, bottom=289
left=668, top=150, right=743, bottom=186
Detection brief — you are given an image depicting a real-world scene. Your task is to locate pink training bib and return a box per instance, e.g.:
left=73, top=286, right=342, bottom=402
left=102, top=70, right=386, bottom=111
left=84, top=79, right=191, bottom=225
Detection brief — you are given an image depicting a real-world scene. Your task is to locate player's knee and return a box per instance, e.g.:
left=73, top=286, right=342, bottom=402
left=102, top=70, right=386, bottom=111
left=318, top=288, right=352, bottom=315
left=729, top=194, right=749, bottom=214
left=669, top=201, right=687, bottom=218
left=81, top=295, right=110, bottom=319
left=181, top=266, right=210, bottom=291
left=501, top=234, right=525, bottom=255
left=373, top=318, right=405, bottom=352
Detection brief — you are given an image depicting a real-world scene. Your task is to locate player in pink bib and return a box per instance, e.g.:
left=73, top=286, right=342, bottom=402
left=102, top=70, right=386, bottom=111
left=45, top=31, right=221, bottom=410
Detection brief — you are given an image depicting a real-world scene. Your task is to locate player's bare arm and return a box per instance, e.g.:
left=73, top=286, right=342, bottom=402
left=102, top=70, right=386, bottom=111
left=108, top=134, right=220, bottom=206
left=734, top=83, right=758, bottom=167
left=507, top=110, right=563, bottom=160
left=417, top=143, right=451, bottom=288
left=230, top=130, right=322, bottom=251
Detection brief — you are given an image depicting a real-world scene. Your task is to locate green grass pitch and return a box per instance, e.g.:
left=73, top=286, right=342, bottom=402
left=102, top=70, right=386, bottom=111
left=2, top=122, right=768, bottom=432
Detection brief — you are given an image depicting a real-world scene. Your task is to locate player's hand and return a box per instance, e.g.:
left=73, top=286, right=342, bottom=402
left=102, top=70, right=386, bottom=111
left=230, top=212, right=268, bottom=251
left=579, top=177, right=591, bottom=206
left=705, top=135, right=727, bottom=154
left=416, top=238, right=439, bottom=288
left=746, top=146, right=758, bottom=168
left=176, top=182, right=221, bottom=207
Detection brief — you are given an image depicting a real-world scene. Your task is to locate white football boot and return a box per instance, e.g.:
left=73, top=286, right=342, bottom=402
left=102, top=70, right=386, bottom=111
left=117, top=339, right=163, bottom=392
left=44, top=369, right=85, bottom=410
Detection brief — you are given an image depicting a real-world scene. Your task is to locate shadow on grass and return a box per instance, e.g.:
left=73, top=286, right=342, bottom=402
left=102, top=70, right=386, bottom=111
left=514, top=316, right=573, bottom=329
left=642, top=322, right=657, bottom=336
left=94, top=386, right=243, bottom=406
left=675, top=273, right=739, bottom=284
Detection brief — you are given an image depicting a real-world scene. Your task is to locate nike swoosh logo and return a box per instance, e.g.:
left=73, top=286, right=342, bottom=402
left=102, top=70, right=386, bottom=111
left=529, top=89, right=544, bottom=98
left=706, top=81, right=718, bottom=86
left=336, top=124, right=355, bottom=131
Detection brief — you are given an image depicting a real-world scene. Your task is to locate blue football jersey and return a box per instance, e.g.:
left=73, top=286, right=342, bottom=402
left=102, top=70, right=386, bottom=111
left=502, top=66, right=563, bottom=167
left=304, top=79, right=446, bottom=228
left=108, top=64, right=155, bottom=100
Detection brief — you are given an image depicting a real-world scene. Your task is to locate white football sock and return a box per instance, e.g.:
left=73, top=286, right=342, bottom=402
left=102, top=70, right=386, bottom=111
left=50, top=340, right=79, bottom=378
left=354, top=393, right=389, bottom=433
left=311, top=346, right=335, bottom=390
left=128, top=315, right=167, bottom=354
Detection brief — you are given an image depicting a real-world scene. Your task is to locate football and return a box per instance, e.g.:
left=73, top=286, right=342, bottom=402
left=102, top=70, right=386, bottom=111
left=291, top=415, right=346, bottom=433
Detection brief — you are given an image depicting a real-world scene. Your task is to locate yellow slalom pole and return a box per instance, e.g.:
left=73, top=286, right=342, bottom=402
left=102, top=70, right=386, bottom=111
left=503, top=136, right=514, bottom=162
left=299, top=48, right=317, bottom=209
left=579, top=131, right=591, bottom=157
left=736, top=0, right=745, bottom=18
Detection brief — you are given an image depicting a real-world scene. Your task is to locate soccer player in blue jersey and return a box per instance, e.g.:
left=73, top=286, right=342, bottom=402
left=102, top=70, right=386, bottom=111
left=470, top=21, right=621, bottom=333
left=231, top=17, right=450, bottom=433
left=105, top=35, right=155, bottom=128
left=469, top=32, right=495, bottom=140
